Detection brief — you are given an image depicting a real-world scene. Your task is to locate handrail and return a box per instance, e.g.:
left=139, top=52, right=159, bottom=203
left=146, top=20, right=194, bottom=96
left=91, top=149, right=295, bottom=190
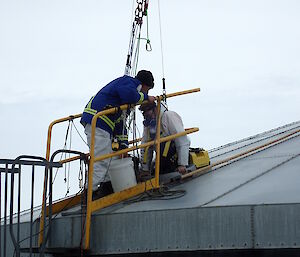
left=154, top=98, right=162, bottom=186
left=39, top=87, right=200, bottom=247
left=39, top=115, right=81, bottom=245
left=2, top=156, right=61, bottom=257
left=44, top=88, right=199, bottom=162
left=41, top=127, right=198, bottom=218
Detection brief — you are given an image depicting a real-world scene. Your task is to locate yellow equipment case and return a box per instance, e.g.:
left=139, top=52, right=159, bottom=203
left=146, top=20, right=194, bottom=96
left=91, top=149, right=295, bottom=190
left=189, top=148, right=210, bottom=168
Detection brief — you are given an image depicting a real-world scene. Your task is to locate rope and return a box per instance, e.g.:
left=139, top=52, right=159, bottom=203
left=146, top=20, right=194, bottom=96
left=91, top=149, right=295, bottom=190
left=125, top=0, right=149, bottom=76
left=124, top=185, right=186, bottom=204
left=210, top=124, right=300, bottom=160
left=201, top=153, right=300, bottom=207
left=15, top=188, right=84, bottom=246
left=132, top=26, right=142, bottom=76
left=71, top=120, right=88, bottom=147
left=52, top=121, right=71, bottom=184
left=209, top=121, right=300, bottom=154
left=65, top=123, right=73, bottom=196
left=158, top=0, right=165, bottom=79
left=158, top=0, right=167, bottom=103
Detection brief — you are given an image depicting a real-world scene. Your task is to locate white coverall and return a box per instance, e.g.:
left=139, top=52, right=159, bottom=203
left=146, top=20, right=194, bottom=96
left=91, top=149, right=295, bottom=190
left=140, top=109, right=190, bottom=171
left=84, top=123, right=111, bottom=191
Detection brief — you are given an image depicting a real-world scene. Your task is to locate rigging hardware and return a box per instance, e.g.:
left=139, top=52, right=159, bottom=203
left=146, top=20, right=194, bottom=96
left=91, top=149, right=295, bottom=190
left=125, top=0, right=150, bottom=76
left=158, top=0, right=167, bottom=105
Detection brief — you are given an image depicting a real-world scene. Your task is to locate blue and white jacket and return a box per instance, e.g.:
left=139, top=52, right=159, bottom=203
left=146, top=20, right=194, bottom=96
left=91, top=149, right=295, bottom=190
left=81, top=75, right=148, bottom=145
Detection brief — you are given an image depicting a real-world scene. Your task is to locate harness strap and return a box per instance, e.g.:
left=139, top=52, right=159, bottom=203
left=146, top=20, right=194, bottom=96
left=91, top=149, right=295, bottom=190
left=84, top=96, right=116, bottom=131
left=143, top=146, right=150, bottom=164
left=162, top=141, right=171, bottom=157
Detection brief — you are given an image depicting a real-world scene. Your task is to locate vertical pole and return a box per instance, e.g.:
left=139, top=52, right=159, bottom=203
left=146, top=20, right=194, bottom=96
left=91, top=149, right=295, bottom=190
left=85, top=118, right=97, bottom=249
left=30, top=166, right=35, bottom=257
left=17, top=165, right=21, bottom=248
left=39, top=123, right=53, bottom=246
left=3, top=164, right=8, bottom=257
left=0, top=171, right=2, bottom=257
left=48, top=163, right=53, bottom=247
left=41, top=168, right=48, bottom=252
left=154, top=98, right=161, bottom=187
left=39, top=164, right=49, bottom=257
left=9, top=163, right=19, bottom=257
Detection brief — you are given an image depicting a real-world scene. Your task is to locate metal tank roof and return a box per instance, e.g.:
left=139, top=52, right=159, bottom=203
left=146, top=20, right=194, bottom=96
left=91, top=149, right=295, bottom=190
left=54, top=120, right=300, bottom=256
left=2, top=120, right=300, bottom=256
left=92, top=120, right=300, bottom=214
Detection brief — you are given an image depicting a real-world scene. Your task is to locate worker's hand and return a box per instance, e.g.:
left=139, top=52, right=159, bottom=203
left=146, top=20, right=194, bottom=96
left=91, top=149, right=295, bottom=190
left=177, top=165, right=187, bottom=175
left=148, top=95, right=155, bottom=103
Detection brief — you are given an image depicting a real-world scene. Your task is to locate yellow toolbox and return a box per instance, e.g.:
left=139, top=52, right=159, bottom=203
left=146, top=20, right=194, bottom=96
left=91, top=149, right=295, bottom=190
left=189, top=148, right=210, bottom=168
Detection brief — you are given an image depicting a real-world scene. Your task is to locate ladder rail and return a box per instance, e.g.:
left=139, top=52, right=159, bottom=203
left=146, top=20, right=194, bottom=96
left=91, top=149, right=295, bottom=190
left=0, top=156, right=61, bottom=257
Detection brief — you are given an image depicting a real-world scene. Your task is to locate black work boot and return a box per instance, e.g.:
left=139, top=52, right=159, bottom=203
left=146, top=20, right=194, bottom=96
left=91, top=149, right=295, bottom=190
left=92, top=181, right=114, bottom=201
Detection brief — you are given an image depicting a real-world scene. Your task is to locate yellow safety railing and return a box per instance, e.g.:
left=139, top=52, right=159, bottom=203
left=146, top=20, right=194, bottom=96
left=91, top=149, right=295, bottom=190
left=38, top=88, right=200, bottom=248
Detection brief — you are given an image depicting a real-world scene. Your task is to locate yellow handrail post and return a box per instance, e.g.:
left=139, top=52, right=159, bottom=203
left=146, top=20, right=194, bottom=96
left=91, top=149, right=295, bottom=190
left=154, top=98, right=161, bottom=187
left=39, top=115, right=81, bottom=246
left=84, top=113, right=98, bottom=249
left=38, top=123, right=54, bottom=246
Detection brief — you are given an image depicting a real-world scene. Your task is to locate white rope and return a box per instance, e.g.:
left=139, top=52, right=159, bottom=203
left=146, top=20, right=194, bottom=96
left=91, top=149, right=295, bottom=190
left=158, top=0, right=165, bottom=79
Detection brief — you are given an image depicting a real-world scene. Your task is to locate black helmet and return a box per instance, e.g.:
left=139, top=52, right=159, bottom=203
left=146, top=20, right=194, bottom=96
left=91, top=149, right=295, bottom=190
left=135, top=70, right=154, bottom=88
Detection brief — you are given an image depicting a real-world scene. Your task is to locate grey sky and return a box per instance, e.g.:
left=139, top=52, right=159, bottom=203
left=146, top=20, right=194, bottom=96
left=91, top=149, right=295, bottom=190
left=1, top=1, right=300, bottom=204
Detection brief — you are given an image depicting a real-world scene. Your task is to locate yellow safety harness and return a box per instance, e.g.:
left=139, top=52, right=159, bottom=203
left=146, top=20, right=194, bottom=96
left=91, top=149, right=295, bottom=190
left=143, top=127, right=172, bottom=164
left=83, top=96, right=116, bottom=131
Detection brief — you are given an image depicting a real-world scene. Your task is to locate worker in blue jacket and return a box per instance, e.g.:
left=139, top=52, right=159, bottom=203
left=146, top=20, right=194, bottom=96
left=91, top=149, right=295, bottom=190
left=81, top=70, right=155, bottom=200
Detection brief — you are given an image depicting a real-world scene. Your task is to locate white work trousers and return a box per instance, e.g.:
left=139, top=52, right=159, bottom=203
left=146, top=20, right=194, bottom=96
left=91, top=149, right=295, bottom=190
left=84, top=124, right=111, bottom=191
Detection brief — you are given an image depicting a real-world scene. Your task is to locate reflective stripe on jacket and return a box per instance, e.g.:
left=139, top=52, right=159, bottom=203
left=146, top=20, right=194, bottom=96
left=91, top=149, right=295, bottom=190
left=81, top=75, right=148, bottom=135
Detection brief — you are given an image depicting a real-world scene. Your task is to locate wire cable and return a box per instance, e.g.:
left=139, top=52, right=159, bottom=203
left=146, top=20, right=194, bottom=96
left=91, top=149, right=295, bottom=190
left=124, top=184, right=186, bottom=204
left=71, top=120, right=88, bottom=147
left=157, top=0, right=167, bottom=103
left=158, top=0, right=165, bottom=79
left=15, top=188, right=84, bottom=246
left=210, top=125, right=300, bottom=160
left=201, top=152, right=300, bottom=207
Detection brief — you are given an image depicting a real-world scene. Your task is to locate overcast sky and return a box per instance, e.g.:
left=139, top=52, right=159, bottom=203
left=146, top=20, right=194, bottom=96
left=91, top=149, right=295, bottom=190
left=1, top=0, right=300, bottom=206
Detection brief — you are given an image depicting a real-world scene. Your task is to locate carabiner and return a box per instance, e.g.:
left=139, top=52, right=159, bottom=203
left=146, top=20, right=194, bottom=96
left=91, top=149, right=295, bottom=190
left=146, top=39, right=152, bottom=51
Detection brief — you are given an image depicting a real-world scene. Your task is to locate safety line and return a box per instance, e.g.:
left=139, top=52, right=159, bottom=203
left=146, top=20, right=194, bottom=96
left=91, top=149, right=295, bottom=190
left=182, top=128, right=300, bottom=180
left=13, top=189, right=84, bottom=246
left=201, top=152, right=300, bottom=207
left=158, top=0, right=165, bottom=79
left=210, top=124, right=300, bottom=160
left=209, top=121, right=300, bottom=154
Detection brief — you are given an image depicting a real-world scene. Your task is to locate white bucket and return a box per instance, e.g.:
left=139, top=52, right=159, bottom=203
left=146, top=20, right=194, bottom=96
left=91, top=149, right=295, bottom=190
left=108, top=157, right=137, bottom=192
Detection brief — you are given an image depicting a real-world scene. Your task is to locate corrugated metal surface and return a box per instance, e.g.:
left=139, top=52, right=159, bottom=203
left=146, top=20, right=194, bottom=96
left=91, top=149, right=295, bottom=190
left=254, top=204, right=300, bottom=249
left=89, top=205, right=253, bottom=254
left=45, top=203, right=300, bottom=255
